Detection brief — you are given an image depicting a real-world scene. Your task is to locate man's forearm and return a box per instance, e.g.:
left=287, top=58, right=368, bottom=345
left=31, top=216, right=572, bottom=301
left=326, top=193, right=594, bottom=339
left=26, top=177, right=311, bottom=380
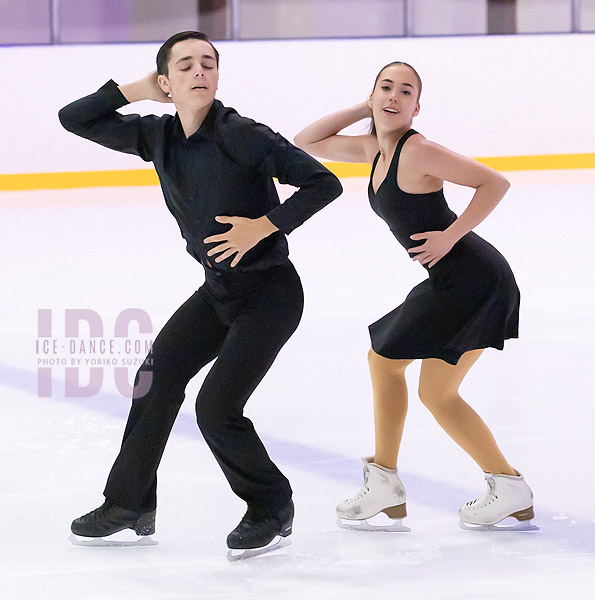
left=118, top=81, right=147, bottom=103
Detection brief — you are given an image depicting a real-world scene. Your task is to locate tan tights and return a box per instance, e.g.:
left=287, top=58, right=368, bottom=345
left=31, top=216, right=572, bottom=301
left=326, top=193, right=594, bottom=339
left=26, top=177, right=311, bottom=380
left=368, top=348, right=516, bottom=475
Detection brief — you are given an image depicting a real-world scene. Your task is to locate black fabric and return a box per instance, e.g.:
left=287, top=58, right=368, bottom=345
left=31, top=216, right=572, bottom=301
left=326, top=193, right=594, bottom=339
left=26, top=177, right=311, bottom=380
left=104, top=262, right=304, bottom=514
left=58, top=80, right=342, bottom=272
left=59, top=83, right=339, bottom=515
left=368, top=130, right=520, bottom=365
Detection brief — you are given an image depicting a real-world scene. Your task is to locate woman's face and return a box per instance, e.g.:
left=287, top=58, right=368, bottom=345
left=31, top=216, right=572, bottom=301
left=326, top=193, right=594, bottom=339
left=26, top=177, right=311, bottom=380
left=368, top=64, right=420, bottom=133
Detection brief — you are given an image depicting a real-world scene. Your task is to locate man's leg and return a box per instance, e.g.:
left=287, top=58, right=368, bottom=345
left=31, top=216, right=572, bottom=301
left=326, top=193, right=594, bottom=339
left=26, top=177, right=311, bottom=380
left=195, top=265, right=304, bottom=518
left=103, top=288, right=229, bottom=512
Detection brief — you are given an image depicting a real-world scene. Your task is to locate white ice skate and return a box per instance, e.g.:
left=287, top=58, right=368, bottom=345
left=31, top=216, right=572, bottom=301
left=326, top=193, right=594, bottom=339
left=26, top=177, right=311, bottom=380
left=458, top=470, right=538, bottom=531
left=336, top=457, right=409, bottom=532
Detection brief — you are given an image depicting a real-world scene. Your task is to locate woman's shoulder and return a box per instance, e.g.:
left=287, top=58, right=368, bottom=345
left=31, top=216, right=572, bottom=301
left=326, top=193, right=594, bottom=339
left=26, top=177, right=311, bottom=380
left=403, top=130, right=430, bottom=149
left=401, top=132, right=444, bottom=163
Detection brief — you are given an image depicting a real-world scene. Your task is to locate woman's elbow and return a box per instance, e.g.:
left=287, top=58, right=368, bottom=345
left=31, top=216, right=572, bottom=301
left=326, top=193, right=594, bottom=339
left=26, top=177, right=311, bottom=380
left=486, top=170, right=510, bottom=195
left=497, top=172, right=511, bottom=194
left=293, top=133, right=308, bottom=151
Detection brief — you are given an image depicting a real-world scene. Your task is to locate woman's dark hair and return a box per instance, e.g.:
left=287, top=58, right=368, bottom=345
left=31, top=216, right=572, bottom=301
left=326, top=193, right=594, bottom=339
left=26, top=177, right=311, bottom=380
left=370, top=62, right=422, bottom=136
left=156, top=31, right=219, bottom=76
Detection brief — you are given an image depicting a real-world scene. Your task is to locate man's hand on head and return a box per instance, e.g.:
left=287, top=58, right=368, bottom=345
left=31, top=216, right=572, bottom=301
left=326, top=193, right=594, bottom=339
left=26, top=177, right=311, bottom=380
left=119, top=71, right=173, bottom=104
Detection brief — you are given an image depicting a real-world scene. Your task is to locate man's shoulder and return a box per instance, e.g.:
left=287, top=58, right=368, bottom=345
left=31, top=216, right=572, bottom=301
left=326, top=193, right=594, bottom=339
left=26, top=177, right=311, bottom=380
left=138, top=112, right=178, bottom=143
left=142, top=111, right=175, bottom=127
left=214, top=101, right=275, bottom=138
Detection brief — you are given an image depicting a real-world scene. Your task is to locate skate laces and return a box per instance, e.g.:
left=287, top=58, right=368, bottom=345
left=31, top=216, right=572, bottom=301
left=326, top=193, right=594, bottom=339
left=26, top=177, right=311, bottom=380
left=466, top=477, right=498, bottom=509
left=80, top=503, right=110, bottom=522
left=79, top=502, right=136, bottom=523
left=341, top=467, right=370, bottom=506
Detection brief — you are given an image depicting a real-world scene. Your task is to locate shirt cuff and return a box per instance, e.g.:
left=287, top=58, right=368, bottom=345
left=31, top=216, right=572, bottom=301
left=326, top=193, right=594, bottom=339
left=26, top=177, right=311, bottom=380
left=99, top=79, right=131, bottom=109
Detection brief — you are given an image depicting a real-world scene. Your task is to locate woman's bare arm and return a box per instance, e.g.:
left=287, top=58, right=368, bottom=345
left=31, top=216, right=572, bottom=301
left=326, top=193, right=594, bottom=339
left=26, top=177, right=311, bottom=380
left=406, top=139, right=510, bottom=268
left=294, top=102, right=378, bottom=163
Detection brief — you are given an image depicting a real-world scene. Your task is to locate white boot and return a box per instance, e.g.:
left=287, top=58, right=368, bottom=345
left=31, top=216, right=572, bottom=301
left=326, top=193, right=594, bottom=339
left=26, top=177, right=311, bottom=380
left=459, top=470, right=537, bottom=530
left=336, top=457, right=408, bottom=531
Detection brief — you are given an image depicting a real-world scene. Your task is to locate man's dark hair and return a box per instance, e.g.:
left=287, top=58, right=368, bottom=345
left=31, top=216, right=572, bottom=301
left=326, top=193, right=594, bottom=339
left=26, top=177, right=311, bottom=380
left=156, top=31, right=219, bottom=76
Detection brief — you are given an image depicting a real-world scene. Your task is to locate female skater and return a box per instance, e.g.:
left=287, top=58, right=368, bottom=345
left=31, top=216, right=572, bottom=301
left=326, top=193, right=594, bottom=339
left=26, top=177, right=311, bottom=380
left=294, top=62, right=534, bottom=530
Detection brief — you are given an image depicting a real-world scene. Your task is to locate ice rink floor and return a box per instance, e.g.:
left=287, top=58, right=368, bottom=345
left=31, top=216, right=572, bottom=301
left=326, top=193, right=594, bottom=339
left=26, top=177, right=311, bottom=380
left=1, top=171, right=594, bottom=599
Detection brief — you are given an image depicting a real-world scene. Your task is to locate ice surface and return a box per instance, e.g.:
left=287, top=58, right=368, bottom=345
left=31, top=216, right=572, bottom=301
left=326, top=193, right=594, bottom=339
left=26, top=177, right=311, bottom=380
left=1, top=171, right=594, bottom=599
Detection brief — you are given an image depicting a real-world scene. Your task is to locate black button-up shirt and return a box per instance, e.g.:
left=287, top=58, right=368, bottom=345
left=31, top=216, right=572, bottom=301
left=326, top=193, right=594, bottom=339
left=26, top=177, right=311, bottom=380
left=58, top=80, right=342, bottom=272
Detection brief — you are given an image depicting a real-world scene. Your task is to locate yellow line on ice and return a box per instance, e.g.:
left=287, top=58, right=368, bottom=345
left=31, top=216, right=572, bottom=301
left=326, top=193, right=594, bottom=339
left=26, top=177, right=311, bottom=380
left=2, top=153, right=594, bottom=191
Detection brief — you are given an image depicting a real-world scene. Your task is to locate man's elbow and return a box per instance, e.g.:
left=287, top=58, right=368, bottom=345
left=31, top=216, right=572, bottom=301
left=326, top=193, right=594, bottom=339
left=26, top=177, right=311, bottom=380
left=324, top=173, right=343, bottom=199
left=58, top=106, right=79, bottom=133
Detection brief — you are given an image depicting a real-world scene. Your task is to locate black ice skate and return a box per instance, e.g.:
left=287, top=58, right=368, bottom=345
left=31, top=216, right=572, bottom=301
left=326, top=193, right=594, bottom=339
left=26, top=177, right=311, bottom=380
left=69, top=502, right=158, bottom=547
left=226, top=500, right=294, bottom=561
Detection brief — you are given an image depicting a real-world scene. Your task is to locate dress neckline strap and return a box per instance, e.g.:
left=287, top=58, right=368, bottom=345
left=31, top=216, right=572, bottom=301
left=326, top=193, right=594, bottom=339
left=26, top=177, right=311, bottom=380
left=371, top=129, right=418, bottom=195
left=390, top=129, right=418, bottom=174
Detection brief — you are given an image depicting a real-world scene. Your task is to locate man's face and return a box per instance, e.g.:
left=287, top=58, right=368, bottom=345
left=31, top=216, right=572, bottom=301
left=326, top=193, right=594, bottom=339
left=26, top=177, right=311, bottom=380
left=158, top=39, right=219, bottom=111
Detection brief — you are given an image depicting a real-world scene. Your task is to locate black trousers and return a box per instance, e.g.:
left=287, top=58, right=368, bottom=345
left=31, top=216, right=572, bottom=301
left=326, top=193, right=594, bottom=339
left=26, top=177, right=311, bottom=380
left=103, top=261, right=304, bottom=518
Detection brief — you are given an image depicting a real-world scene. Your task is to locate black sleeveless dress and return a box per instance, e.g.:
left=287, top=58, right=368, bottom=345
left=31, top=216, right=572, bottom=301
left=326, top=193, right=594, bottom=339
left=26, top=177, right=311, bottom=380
left=368, top=130, right=519, bottom=365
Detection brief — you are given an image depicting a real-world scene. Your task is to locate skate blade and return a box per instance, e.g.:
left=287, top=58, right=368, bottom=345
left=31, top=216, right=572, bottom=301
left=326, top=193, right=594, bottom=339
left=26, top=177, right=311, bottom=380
left=69, top=532, right=159, bottom=547
left=226, top=536, right=291, bottom=562
left=459, top=517, right=539, bottom=532
left=336, top=514, right=410, bottom=533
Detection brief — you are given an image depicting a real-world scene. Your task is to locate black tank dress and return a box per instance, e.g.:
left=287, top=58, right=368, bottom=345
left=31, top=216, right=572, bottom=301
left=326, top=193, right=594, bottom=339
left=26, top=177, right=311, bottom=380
left=368, top=130, right=519, bottom=365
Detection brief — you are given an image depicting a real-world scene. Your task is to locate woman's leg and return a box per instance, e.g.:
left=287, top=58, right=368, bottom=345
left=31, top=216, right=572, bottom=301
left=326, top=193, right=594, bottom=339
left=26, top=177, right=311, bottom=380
left=335, top=350, right=412, bottom=525
left=368, top=349, right=414, bottom=470
left=417, top=349, right=515, bottom=475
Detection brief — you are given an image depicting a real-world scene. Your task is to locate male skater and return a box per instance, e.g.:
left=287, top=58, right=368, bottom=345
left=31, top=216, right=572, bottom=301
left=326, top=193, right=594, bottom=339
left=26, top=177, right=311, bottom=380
left=59, top=31, right=342, bottom=557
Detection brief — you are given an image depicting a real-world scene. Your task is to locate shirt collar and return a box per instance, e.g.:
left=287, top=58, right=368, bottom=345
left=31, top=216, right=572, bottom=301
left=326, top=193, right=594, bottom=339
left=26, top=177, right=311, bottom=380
left=173, top=99, right=221, bottom=142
